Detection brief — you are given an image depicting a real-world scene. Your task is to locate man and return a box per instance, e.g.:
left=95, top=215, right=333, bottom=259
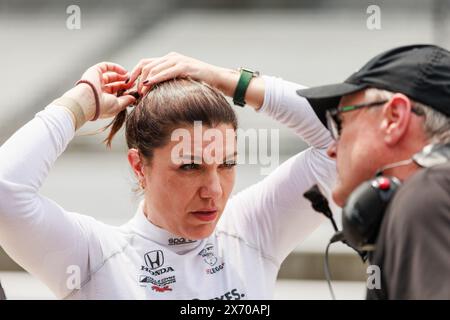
left=296, top=44, right=450, bottom=299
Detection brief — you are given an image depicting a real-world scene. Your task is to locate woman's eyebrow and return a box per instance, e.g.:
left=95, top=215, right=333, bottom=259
left=223, top=151, right=238, bottom=161
left=179, top=151, right=238, bottom=163
left=180, top=155, right=203, bottom=163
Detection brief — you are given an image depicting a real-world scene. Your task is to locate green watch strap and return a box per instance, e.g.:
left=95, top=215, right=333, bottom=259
left=233, top=68, right=256, bottom=107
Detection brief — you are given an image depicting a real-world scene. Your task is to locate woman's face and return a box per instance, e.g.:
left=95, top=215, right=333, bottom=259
left=128, top=123, right=237, bottom=240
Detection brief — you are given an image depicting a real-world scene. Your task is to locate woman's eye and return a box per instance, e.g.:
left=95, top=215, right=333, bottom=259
left=180, top=163, right=201, bottom=171
left=221, top=161, right=237, bottom=169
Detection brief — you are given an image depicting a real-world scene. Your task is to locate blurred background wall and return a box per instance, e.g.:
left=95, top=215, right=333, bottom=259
left=1, top=0, right=449, bottom=299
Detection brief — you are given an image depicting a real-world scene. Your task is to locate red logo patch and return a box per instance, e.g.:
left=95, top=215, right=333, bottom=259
left=151, top=285, right=172, bottom=292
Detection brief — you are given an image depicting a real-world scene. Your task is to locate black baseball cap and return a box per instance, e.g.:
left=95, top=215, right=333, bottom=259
left=296, top=44, right=450, bottom=127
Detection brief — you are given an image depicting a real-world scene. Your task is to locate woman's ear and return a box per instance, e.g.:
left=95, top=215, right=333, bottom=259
left=380, top=93, right=413, bottom=147
left=127, top=148, right=145, bottom=179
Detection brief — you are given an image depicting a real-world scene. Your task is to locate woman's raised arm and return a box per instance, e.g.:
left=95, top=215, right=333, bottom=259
left=0, top=62, right=135, bottom=298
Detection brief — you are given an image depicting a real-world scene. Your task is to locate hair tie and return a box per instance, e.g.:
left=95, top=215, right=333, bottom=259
left=75, top=79, right=101, bottom=121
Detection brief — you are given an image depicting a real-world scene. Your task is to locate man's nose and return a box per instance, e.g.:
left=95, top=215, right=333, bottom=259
left=327, top=141, right=337, bottom=159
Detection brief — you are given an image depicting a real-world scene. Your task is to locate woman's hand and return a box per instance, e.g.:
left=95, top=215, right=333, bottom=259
left=63, top=62, right=137, bottom=121
left=127, top=52, right=229, bottom=96
left=126, top=52, right=265, bottom=109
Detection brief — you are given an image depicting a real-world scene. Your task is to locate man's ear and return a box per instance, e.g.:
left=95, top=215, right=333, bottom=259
left=127, top=148, right=146, bottom=179
left=380, top=93, right=413, bottom=146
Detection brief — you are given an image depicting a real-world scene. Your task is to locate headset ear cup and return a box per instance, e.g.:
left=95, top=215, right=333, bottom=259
left=342, top=176, right=401, bottom=250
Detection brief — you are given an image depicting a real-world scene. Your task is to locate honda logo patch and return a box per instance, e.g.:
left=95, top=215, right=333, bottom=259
left=144, top=250, right=164, bottom=270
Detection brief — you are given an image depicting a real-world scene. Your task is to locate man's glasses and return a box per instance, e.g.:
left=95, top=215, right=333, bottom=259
left=325, top=100, right=424, bottom=140
left=325, top=100, right=387, bottom=140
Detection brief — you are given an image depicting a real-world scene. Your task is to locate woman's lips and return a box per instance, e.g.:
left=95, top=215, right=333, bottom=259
left=190, top=210, right=218, bottom=222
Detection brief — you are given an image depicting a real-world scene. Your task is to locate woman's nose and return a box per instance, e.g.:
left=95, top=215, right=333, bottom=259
left=199, top=172, right=223, bottom=199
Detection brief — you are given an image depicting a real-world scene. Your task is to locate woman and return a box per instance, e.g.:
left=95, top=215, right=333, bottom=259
left=0, top=56, right=336, bottom=299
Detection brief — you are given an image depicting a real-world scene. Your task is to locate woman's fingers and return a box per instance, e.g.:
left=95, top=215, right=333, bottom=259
left=128, top=58, right=156, bottom=86
left=138, top=59, right=175, bottom=93
left=140, top=65, right=183, bottom=96
left=129, top=52, right=212, bottom=95
left=96, top=62, right=129, bottom=75
left=137, top=57, right=170, bottom=92
left=77, top=62, right=135, bottom=120
left=81, top=62, right=130, bottom=94
left=102, top=72, right=129, bottom=84
left=116, top=94, right=137, bottom=110
left=104, top=81, right=130, bottom=94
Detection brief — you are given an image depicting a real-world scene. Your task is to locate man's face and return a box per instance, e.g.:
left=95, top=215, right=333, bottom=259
left=326, top=90, right=386, bottom=206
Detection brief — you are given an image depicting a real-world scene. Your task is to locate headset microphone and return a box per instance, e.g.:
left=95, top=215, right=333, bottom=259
left=303, top=185, right=367, bottom=300
left=303, top=185, right=367, bottom=258
left=303, top=185, right=338, bottom=231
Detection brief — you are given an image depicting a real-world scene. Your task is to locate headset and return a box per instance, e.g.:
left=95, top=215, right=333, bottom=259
left=303, top=142, right=450, bottom=299
left=341, top=142, right=450, bottom=251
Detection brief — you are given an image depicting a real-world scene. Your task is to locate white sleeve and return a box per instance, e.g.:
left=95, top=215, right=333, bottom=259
left=0, top=105, right=104, bottom=298
left=218, top=76, right=337, bottom=265
left=258, top=75, right=332, bottom=149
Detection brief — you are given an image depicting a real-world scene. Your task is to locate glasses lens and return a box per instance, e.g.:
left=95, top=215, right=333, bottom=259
left=326, top=110, right=340, bottom=140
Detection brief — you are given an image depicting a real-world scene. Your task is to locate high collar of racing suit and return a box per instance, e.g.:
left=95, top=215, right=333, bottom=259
left=128, top=200, right=206, bottom=255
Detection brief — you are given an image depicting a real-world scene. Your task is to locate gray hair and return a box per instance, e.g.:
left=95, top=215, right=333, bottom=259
left=365, top=88, right=450, bottom=144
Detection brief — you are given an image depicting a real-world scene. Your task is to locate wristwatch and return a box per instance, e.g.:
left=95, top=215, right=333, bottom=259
left=233, top=68, right=260, bottom=107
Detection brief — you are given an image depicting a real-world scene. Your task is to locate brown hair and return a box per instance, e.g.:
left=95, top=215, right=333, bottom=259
left=103, top=78, right=238, bottom=163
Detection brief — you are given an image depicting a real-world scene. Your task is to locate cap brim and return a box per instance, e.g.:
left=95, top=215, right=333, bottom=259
left=296, top=82, right=367, bottom=127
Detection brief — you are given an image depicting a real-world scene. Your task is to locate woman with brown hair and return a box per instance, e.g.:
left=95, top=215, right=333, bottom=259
left=0, top=56, right=336, bottom=299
